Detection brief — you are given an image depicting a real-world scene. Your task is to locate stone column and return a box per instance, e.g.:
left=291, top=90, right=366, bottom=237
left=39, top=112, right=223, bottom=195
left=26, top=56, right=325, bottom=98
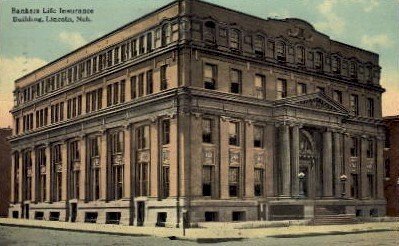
left=244, top=121, right=254, bottom=198
left=343, top=133, right=351, bottom=198
left=79, top=135, right=86, bottom=201
left=124, top=124, right=132, bottom=199
left=333, top=131, right=343, bottom=197
left=100, top=130, right=108, bottom=201
left=376, top=137, right=384, bottom=199
left=45, top=145, right=51, bottom=203
left=360, top=136, right=368, bottom=199
left=31, top=148, right=36, bottom=203
left=10, top=151, right=16, bottom=203
left=280, top=124, right=291, bottom=197
left=322, top=129, right=333, bottom=197
left=291, top=125, right=300, bottom=197
left=61, top=142, right=68, bottom=201
left=219, top=117, right=230, bottom=199
left=18, top=151, right=23, bottom=203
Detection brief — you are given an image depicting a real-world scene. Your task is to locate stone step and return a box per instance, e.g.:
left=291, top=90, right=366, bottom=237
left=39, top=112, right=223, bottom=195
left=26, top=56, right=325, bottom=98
left=313, top=215, right=357, bottom=225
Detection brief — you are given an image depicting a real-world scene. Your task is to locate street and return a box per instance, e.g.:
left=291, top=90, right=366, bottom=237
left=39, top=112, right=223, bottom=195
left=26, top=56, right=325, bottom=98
left=0, top=225, right=398, bottom=245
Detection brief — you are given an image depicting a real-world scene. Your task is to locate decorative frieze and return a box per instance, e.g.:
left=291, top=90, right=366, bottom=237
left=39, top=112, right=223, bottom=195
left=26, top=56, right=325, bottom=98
left=112, top=154, right=124, bottom=166
left=40, top=165, right=46, bottom=174
left=349, top=158, right=359, bottom=173
left=254, top=152, right=264, bottom=167
left=229, top=149, right=241, bottom=166
left=203, top=148, right=215, bottom=165
left=162, top=149, right=170, bottom=165
left=138, top=150, right=150, bottom=163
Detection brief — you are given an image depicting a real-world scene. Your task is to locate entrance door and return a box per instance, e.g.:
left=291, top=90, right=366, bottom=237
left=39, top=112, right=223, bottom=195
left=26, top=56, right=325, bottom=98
left=299, top=166, right=309, bottom=197
left=24, top=204, right=29, bottom=219
left=137, top=202, right=145, bottom=226
left=70, top=203, right=77, bottom=222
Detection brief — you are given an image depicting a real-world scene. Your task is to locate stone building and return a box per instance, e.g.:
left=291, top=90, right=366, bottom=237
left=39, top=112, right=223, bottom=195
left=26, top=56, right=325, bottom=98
left=383, top=115, right=399, bottom=216
left=8, top=0, right=386, bottom=226
left=0, top=128, right=12, bottom=217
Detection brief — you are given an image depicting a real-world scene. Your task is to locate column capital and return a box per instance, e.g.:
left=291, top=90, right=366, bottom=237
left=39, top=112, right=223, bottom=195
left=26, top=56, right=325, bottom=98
left=192, top=112, right=202, bottom=118
left=244, top=119, right=253, bottom=125
left=221, top=115, right=230, bottom=122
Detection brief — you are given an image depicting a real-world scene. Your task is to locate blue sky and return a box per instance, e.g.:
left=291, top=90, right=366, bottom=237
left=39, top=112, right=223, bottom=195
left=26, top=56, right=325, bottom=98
left=0, top=0, right=398, bottom=127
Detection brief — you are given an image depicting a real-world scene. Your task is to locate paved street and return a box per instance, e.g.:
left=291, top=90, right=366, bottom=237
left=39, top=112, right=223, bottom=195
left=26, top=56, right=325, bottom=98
left=0, top=225, right=398, bottom=246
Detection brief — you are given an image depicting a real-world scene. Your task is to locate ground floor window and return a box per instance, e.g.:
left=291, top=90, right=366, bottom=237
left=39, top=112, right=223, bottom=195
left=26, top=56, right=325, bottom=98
left=85, top=212, right=98, bottom=223
left=232, top=211, right=245, bottom=221
left=106, top=212, right=121, bottom=224
left=136, top=162, right=149, bottom=197
left=229, top=167, right=239, bottom=197
left=156, top=212, right=167, bottom=227
left=254, top=168, right=264, bottom=197
left=202, top=165, right=213, bottom=197
left=204, top=211, right=218, bottom=222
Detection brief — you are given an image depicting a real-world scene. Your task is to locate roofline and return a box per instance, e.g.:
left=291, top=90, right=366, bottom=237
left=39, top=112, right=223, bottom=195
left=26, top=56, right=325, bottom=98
left=15, top=0, right=178, bottom=84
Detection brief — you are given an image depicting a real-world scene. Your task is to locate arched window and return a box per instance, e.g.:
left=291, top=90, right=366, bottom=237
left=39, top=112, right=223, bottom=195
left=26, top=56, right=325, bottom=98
left=276, top=41, right=286, bottom=61
left=161, top=24, right=170, bottom=46
left=314, top=51, right=323, bottom=70
left=349, top=61, right=357, bottom=78
left=254, top=35, right=265, bottom=57
left=332, top=56, right=341, bottom=74
left=230, top=29, right=240, bottom=50
left=204, top=21, right=216, bottom=43
left=296, top=46, right=305, bottom=64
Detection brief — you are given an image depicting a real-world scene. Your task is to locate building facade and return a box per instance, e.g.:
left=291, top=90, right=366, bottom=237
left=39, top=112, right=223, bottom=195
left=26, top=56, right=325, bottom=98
left=9, top=0, right=386, bottom=226
left=0, top=128, right=12, bottom=217
left=383, top=115, right=399, bottom=216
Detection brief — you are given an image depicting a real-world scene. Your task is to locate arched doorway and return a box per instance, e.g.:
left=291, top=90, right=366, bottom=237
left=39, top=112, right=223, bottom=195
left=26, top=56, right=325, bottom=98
left=299, top=130, right=316, bottom=198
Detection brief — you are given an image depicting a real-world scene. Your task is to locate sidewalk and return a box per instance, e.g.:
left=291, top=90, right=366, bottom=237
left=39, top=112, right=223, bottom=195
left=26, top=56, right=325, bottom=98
left=1, top=218, right=398, bottom=242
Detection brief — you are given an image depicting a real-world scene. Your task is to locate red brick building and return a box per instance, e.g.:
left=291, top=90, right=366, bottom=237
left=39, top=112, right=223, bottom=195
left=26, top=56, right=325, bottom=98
left=0, top=128, right=12, bottom=217
left=383, top=115, right=399, bottom=216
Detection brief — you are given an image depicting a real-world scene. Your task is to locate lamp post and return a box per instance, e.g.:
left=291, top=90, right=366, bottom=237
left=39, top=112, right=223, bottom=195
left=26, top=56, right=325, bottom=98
left=298, top=172, right=305, bottom=198
left=340, top=174, right=347, bottom=198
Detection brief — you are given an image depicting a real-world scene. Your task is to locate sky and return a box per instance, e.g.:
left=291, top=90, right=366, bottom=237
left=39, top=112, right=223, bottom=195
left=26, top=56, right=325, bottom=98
left=0, top=0, right=398, bottom=128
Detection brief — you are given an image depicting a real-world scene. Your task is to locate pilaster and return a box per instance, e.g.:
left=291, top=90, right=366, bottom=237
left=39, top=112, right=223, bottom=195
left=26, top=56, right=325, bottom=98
left=10, top=151, right=16, bottom=203
left=322, top=129, right=333, bottom=197
left=333, top=131, right=343, bottom=198
left=219, top=116, right=229, bottom=199
left=291, top=125, right=300, bottom=197
left=31, top=148, right=36, bottom=203
left=244, top=121, right=254, bottom=198
left=100, top=130, right=107, bottom=201
left=18, top=152, right=23, bottom=203
left=360, top=135, right=368, bottom=199
left=376, top=137, right=385, bottom=199
left=123, top=124, right=132, bottom=199
left=79, top=135, right=87, bottom=201
left=280, top=124, right=291, bottom=197
left=45, top=145, right=51, bottom=203
left=61, top=142, right=68, bottom=201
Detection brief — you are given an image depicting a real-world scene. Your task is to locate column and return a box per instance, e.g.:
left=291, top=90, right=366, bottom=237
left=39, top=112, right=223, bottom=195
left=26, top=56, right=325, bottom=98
left=123, top=125, right=132, bottom=199
left=18, top=151, right=23, bottom=203
left=333, top=131, right=343, bottom=197
left=280, top=125, right=291, bottom=197
left=45, top=145, right=51, bottom=202
left=244, top=121, right=254, bottom=198
left=61, top=142, right=68, bottom=201
left=10, top=151, right=15, bottom=203
left=376, top=137, right=384, bottom=199
left=31, top=148, right=36, bottom=202
left=79, top=136, right=86, bottom=201
left=360, top=136, right=368, bottom=199
left=100, top=130, right=107, bottom=200
left=322, top=129, right=333, bottom=197
left=149, top=120, right=159, bottom=198
left=265, top=125, right=275, bottom=197
left=219, top=117, right=229, bottom=199
left=169, top=116, right=178, bottom=198
left=291, top=125, right=300, bottom=197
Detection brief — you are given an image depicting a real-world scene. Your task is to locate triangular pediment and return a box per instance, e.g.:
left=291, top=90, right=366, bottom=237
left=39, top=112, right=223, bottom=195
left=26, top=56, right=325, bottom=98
left=274, top=92, right=349, bottom=115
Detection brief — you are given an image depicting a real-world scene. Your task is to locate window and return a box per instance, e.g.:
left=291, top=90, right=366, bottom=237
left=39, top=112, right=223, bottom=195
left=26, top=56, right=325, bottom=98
left=276, top=79, right=287, bottom=99
left=350, top=174, right=359, bottom=198
left=139, top=36, right=145, bottom=54
left=367, top=98, right=374, bottom=118
left=333, top=90, right=342, bottom=103
left=120, top=80, right=125, bottom=103
left=276, top=41, right=286, bottom=61
left=202, top=119, right=212, bottom=143
left=137, top=125, right=150, bottom=150
left=205, top=212, right=218, bottom=222
left=110, top=131, right=124, bottom=200
left=107, top=50, right=113, bottom=67
left=350, top=94, right=359, bottom=115
left=162, top=166, right=169, bottom=198
left=332, top=57, right=341, bottom=74
left=88, top=136, right=100, bottom=201
left=22, top=150, right=32, bottom=201
left=350, top=62, right=357, bottom=78
left=314, top=51, right=323, bottom=69
left=161, top=24, right=170, bottom=46
left=114, top=47, right=120, bottom=64
left=255, top=75, right=265, bottom=99
left=69, top=140, right=80, bottom=199
left=37, top=147, right=46, bottom=202
left=368, top=174, right=374, bottom=198
left=204, top=64, right=216, bottom=90
left=254, top=35, right=265, bottom=57
left=121, top=44, right=127, bottom=62
left=51, top=145, right=62, bottom=202
left=296, top=46, right=305, bottom=64
left=254, top=168, right=264, bottom=197
left=204, top=21, right=216, bottom=43
left=86, top=88, right=103, bottom=113
left=367, top=139, right=374, bottom=158
left=162, top=119, right=170, bottom=145
left=297, top=83, right=307, bottom=95
left=107, top=82, right=124, bottom=106
left=146, top=70, right=153, bottom=94
left=160, top=65, right=168, bottom=90
left=316, top=86, right=325, bottom=94
left=131, top=76, right=137, bottom=99
left=202, top=166, right=213, bottom=197
left=147, top=32, right=153, bottom=52
left=253, top=126, right=264, bottom=148
left=230, top=69, right=241, bottom=94
left=229, top=167, right=239, bottom=197
left=138, top=74, right=144, bottom=97
left=229, top=122, right=239, bottom=146
left=131, top=39, right=138, bottom=57
left=232, top=211, right=245, bottom=221
left=230, top=29, right=240, bottom=50
left=350, top=137, right=359, bottom=157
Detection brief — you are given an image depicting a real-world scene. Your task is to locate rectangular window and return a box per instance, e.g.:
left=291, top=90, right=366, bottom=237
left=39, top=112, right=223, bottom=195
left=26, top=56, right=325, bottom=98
left=367, top=139, right=374, bottom=158
left=138, top=73, right=144, bottom=97
left=230, top=69, right=241, bottom=94
left=255, top=75, right=265, bottom=99
left=350, top=174, right=359, bottom=198
left=130, top=76, right=137, bottom=99
left=202, top=118, right=212, bottom=143
left=297, top=83, right=307, bottom=95
left=113, top=82, right=119, bottom=105
left=314, top=52, right=323, bottom=69
left=204, top=64, right=216, bottom=90
left=139, top=36, right=145, bottom=54
left=162, top=166, right=169, bottom=198
left=107, top=84, right=112, bottom=106
left=332, top=57, right=341, bottom=74
left=162, top=119, right=170, bottom=145
left=333, top=90, right=343, bottom=103
left=229, top=122, right=239, bottom=146
left=146, top=70, right=153, bottom=94
left=229, top=167, right=239, bottom=197
left=137, top=125, right=150, bottom=150
left=276, top=79, right=287, bottom=99
left=253, top=125, right=264, bottom=148
left=350, top=137, right=359, bottom=157
left=160, top=65, right=168, bottom=90
left=107, top=50, right=113, bottom=67
left=230, top=30, right=240, bottom=50
left=202, top=166, right=213, bottom=197
left=114, top=47, right=120, bottom=64
left=368, top=174, right=374, bottom=198
left=120, top=80, right=125, bottom=103
left=254, top=168, right=264, bottom=197
left=367, top=98, right=374, bottom=118
left=147, top=32, right=152, bottom=52
left=350, top=94, right=359, bottom=115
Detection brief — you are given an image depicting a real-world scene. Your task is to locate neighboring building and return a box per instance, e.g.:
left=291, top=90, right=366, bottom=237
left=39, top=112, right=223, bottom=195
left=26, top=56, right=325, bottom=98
left=0, top=128, right=12, bottom=217
left=383, top=115, right=399, bottom=216
left=8, top=0, right=386, bottom=226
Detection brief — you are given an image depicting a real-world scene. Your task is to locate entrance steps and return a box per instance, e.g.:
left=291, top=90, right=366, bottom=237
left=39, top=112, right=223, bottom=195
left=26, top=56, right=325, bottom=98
left=313, top=206, right=357, bottom=225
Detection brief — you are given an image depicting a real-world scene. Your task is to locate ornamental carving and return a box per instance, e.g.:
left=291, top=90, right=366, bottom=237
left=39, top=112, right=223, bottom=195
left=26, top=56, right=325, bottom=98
left=287, top=26, right=313, bottom=41
left=113, top=154, right=124, bottom=166
left=73, top=161, right=80, bottom=171
left=27, top=167, right=32, bottom=177
left=40, top=165, right=46, bottom=174
left=229, top=150, right=240, bottom=166
left=92, top=157, right=100, bottom=167
left=366, top=160, right=374, bottom=172
left=203, top=148, right=215, bottom=165
left=162, top=149, right=170, bottom=165
left=138, top=151, right=150, bottom=163
left=349, top=158, right=358, bottom=172
left=297, top=98, right=336, bottom=112
left=56, top=164, right=62, bottom=172
left=254, top=152, right=264, bottom=166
